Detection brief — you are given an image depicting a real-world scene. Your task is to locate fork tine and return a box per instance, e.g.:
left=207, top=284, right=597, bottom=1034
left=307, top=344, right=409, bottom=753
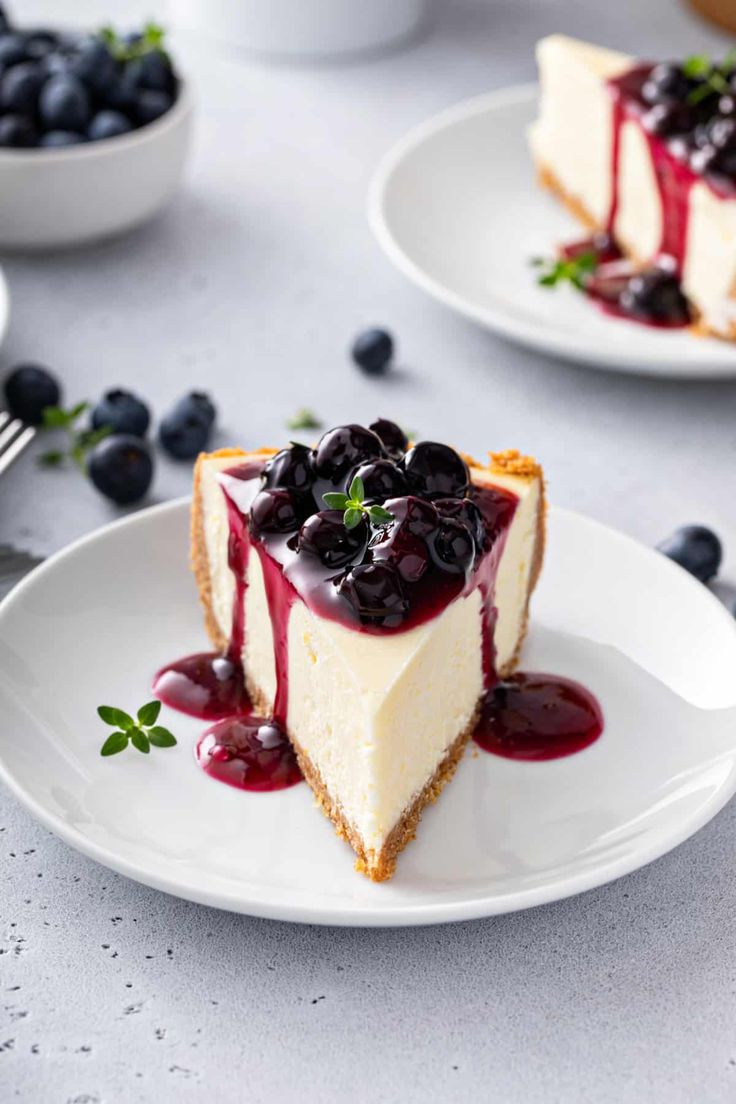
left=0, top=422, right=35, bottom=477
left=0, top=410, right=10, bottom=434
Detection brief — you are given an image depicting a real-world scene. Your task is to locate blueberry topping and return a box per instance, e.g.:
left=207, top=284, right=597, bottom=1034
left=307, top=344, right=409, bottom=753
left=435, top=496, right=486, bottom=551
left=0, top=114, right=36, bottom=147
left=433, top=518, right=475, bottom=574
left=351, top=328, right=394, bottom=375
left=299, top=510, right=368, bottom=567
left=657, top=525, right=722, bottom=583
left=88, top=110, right=133, bottom=142
left=4, top=363, right=60, bottom=424
left=642, top=101, right=692, bottom=137
left=250, top=488, right=305, bottom=536
left=40, top=74, right=91, bottom=133
left=159, top=392, right=216, bottom=460
left=402, top=441, right=469, bottom=499
left=349, top=459, right=407, bottom=502
left=338, top=562, right=408, bottom=626
left=1, top=61, right=45, bottom=115
left=641, top=63, right=690, bottom=105
left=618, top=270, right=691, bottom=326
left=91, top=389, right=150, bottom=438
left=370, top=522, right=432, bottom=584
left=263, top=444, right=314, bottom=492
left=369, top=417, right=408, bottom=458
left=88, top=435, right=154, bottom=504
left=313, top=424, right=384, bottom=480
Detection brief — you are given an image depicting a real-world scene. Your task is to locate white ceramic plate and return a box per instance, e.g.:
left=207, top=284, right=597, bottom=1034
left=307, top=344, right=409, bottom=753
left=0, top=266, right=10, bottom=347
left=369, top=85, right=736, bottom=379
left=1, top=499, right=735, bottom=926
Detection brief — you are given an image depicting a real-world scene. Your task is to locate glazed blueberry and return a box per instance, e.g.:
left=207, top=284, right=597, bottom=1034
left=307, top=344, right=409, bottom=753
left=88, top=435, right=154, bottom=505
left=0, top=114, right=36, bottom=147
left=40, top=130, right=85, bottom=147
left=88, top=110, right=132, bottom=142
left=657, top=525, right=722, bottom=583
left=369, top=417, right=408, bottom=459
left=709, top=116, right=736, bottom=150
left=434, top=496, right=486, bottom=551
left=313, top=424, right=384, bottom=480
left=349, top=459, right=407, bottom=502
left=298, top=510, right=368, bottom=567
left=402, top=441, right=469, bottom=500
left=690, top=143, right=719, bottom=175
left=618, top=270, right=691, bottom=325
left=719, top=94, right=736, bottom=116
left=40, top=74, right=91, bottom=132
left=351, top=328, right=394, bottom=375
left=643, top=102, right=692, bottom=137
left=135, top=89, right=172, bottom=125
left=250, top=488, right=305, bottom=537
left=159, top=392, right=216, bottom=460
left=433, top=518, right=475, bottom=574
left=4, top=363, right=60, bottom=424
left=370, top=523, right=431, bottom=584
left=0, top=33, right=28, bottom=68
left=91, top=389, right=150, bottom=438
left=1, top=61, right=45, bottom=115
left=385, top=495, right=439, bottom=538
left=263, top=444, right=314, bottom=492
left=338, top=562, right=408, bottom=626
left=641, top=63, right=690, bottom=105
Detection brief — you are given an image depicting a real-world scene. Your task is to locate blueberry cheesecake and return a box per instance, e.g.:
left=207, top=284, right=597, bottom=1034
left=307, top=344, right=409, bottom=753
left=190, top=422, right=545, bottom=881
left=531, top=35, right=736, bottom=337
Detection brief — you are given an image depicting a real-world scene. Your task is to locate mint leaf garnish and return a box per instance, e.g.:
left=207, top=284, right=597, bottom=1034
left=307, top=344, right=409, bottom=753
left=323, top=491, right=349, bottom=509
left=322, top=480, right=395, bottom=531
left=286, top=408, right=322, bottom=431
left=532, top=251, right=598, bottom=291
left=685, top=51, right=736, bottom=104
left=100, top=21, right=167, bottom=63
left=98, top=699, right=177, bottom=758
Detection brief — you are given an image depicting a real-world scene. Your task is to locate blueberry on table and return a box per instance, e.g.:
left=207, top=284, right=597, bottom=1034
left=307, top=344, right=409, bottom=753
left=4, top=364, right=60, bottom=424
left=0, top=61, right=45, bottom=115
left=0, top=114, right=36, bottom=147
left=158, top=392, right=216, bottom=460
left=88, top=435, right=154, bottom=505
left=657, top=525, right=722, bottom=583
left=88, top=110, right=133, bottom=142
left=40, top=74, right=91, bottom=133
left=40, top=130, right=85, bottom=148
left=91, top=389, right=150, bottom=438
left=351, top=328, right=394, bottom=375
left=135, top=89, right=173, bottom=126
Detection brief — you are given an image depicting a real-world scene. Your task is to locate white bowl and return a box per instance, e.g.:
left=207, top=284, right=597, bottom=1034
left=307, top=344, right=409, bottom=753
left=0, top=82, right=193, bottom=251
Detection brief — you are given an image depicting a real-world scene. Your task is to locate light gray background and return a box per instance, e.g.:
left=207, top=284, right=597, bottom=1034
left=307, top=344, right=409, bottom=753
left=2, top=1, right=736, bottom=1101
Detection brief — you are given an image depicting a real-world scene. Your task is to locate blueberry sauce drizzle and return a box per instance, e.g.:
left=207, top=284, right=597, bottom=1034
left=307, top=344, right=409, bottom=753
left=196, top=717, right=302, bottom=792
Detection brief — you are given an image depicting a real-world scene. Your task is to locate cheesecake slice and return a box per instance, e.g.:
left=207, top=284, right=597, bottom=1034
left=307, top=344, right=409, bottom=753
left=191, top=422, right=545, bottom=881
left=530, top=34, right=736, bottom=337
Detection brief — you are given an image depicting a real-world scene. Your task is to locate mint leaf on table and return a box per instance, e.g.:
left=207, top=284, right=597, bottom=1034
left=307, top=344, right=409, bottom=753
left=98, top=700, right=177, bottom=758
left=286, top=408, right=322, bottom=431
left=39, top=402, right=111, bottom=472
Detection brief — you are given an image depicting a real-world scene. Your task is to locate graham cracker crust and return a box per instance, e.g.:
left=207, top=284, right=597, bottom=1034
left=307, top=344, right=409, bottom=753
left=190, top=446, right=546, bottom=881
left=536, top=159, right=736, bottom=342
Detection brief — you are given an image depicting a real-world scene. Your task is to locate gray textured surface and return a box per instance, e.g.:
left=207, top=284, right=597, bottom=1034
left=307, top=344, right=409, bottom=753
left=2, top=1, right=736, bottom=1101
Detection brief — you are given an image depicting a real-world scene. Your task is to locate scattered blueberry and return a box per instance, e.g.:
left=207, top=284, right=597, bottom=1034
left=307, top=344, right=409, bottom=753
left=88, top=435, right=154, bottom=505
left=0, top=114, right=36, bottom=147
left=657, top=525, right=722, bottom=583
left=338, top=562, right=408, bottom=626
left=299, top=510, right=368, bottom=567
left=39, top=74, right=91, bottom=133
left=91, top=389, right=150, bottom=438
left=351, top=328, right=394, bottom=376
left=158, top=392, right=216, bottom=460
left=88, top=110, right=133, bottom=142
left=4, top=363, right=60, bottom=424
left=313, top=424, right=384, bottom=480
left=369, top=418, right=408, bottom=458
left=402, top=442, right=469, bottom=499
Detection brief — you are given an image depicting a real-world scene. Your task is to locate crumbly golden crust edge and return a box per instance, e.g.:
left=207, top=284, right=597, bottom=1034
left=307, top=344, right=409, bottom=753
left=535, top=160, right=736, bottom=342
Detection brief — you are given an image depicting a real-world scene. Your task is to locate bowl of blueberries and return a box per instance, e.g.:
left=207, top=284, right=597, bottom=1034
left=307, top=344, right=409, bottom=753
left=0, top=9, right=193, bottom=249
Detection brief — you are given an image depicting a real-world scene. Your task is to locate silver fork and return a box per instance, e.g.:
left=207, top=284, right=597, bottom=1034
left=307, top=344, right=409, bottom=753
left=0, top=410, right=36, bottom=477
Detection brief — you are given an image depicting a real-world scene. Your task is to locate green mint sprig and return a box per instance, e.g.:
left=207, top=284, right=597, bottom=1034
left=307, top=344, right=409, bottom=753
left=98, top=700, right=177, bottom=757
left=531, top=251, right=599, bottom=291
left=100, top=21, right=167, bottom=63
left=684, top=50, right=736, bottom=104
left=323, top=474, right=395, bottom=530
left=286, top=408, right=322, bottom=431
left=38, top=402, right=111, bottom=471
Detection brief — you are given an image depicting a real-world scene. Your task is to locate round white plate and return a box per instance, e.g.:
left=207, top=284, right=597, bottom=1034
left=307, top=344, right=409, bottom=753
left=1, top=499, right=736, bottom=926
left=0, top=266, right=10, bottom=348
left=369, top=85, right=736, bottom=378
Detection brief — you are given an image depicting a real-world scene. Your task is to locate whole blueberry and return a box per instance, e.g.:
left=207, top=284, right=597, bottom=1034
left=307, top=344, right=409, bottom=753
left=129, top=50, right=174, bottom=94
left=263, top=444, right=314, bottom=492
left=402, top=441, right=469, bottom=499
left=250, top=488, right=305, bottom=537
left=40, top=74, right=91, bottom=132
left=0, top=7, right=11, bottom=33
left=433, top=518, right=475, bottom=574
left=88, top=110, right=132, bottom=142
left=435, top=496, right=486, bottom=551
left=618, top=270, right=690, bottom=325
left=657, top=525, right=722, bottom=583
left=350, top=459, right=407, bottom=502
left=88, top=435, right=154, bottom=505
left=299, top=509, right=368, bottom=567
left=643, top=102, right=692, bottom=137
left=0, top=34, right=28, bottom=69
left=91, top=389, right=150, bottom=438
left=351, top=328, right=394, bottom=375
left=642, top=62, right=690, bottom=105
left=135, top=88, right=172, bottom=125
left=24, top=29, right=58, bottom=59
left=369, top=417, right=408, bottom=458
left=70, top=38, right=118, bottom=96
left=338, top=562, right=408, bottom=626
left=39, top=129, right=85, bottom=147
left=1, top=61, right=45, bottom=115
left=4, top=363, right=60, bottom=424
left=314, top=424, right=384, bottom=480
left=158, top=392, right=216, bottom=460
left=0, top=113, right=36, bottom=147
